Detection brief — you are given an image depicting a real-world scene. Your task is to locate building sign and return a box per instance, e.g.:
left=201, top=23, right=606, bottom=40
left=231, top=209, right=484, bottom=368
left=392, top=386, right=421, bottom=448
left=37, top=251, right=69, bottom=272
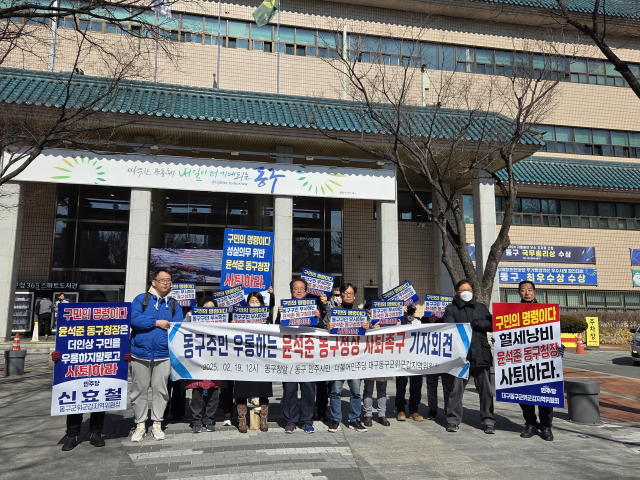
left=171, top=283, right=196, bottom=308
left=631, top=249, right=640, bottom=266
left=381, top=282, right=419, bottom=306
left=586, top=317, right=599, bottom=347
left=493, top=302, right=564, bottom=409
left=371, top=301, right=404, bottom=327
left=279, top=299, right=318, bottom=327
left=498, top=267, right=598, bottom=285
left=633, top=270, right=640, bottom=287
left=191, top=307, right=229, bottom=323
left=301, top=269, right=334, bottom=297
left=221, top=229, right=274, bottom=296
left=10, top=149, right=397, bottom=201
left=51, top=303, right=131, bottom=416
left=168, top=322, right=472, bottom=382
left=424, top=294, right=454, bottom=319
left=16, top=282, right=78, bottom=290
left=468, top=244, right=595, bottom=263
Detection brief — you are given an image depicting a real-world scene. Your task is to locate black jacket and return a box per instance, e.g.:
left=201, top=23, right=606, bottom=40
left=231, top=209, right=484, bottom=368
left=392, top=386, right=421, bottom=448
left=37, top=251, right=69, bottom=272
left=443, top=296, right=493, bottom=368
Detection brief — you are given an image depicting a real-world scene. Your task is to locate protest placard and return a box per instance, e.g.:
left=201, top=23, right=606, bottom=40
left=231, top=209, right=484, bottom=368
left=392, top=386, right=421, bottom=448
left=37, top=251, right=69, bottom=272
left=191, top=307, right=229, bottom=324
left=232, top=306, right=270, bottom=324
left=171, top=283, right=196, bottom=308
left=371, top=301, right=403, bottom=327
left=330, top=308, right=368, bottom=335
left=221, top=229, right=274, bottom=295
left=301, top=268, right=334, bottom=297
left=51, top=303, right=131, bottom=416
left=213, top=285, right=245, bottom=308
left=424, top=294, right=454, bottom=319
left=381, top=281, right=419, bottom=306
left=493, top=302, right=564, bottom=409
left=280, top=299, right=318, bottom=327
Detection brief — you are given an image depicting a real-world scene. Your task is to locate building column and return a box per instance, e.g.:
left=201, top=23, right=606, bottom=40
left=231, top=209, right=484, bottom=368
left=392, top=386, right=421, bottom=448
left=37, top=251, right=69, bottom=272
left=432, top=184, right=454, bottom=295
left=273, top=146, right=293, bottom=303
left=124, top=188, right=152, bottom=302
left=472, top=170, right=500, bottom=307
left=0, top=182, right=24, bottom=340
left=376, top=165, right=399, bottom=294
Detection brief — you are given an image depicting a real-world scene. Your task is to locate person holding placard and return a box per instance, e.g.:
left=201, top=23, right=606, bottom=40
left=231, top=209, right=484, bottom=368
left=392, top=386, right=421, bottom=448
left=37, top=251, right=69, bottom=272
left=395, top=304, right=425, bottom=423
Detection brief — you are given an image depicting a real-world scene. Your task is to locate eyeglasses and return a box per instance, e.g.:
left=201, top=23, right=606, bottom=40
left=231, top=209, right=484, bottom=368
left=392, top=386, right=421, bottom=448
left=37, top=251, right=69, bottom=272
left=154, top=278, right=172, bottom=284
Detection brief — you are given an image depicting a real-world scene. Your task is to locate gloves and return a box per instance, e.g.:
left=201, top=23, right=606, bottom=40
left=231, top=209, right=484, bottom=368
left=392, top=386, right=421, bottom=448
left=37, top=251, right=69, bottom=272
left=124, top=353, right=132, bottom=362
left=558, top=345, right=566, bottom=358
left=51, top=351, right=60, bottom=362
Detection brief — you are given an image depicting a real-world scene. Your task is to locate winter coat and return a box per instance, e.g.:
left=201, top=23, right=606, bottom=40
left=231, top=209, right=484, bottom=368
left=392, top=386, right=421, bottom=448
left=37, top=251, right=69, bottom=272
left=130, top=287, right=183, bottom=361
left=443, top=296, right=493, bottom=368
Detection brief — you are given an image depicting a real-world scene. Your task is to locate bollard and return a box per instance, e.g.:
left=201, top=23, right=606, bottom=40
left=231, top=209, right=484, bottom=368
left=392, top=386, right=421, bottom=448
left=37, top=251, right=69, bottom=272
left=3, top=350, right=28, bottom=376
left=565, top=379, right=601, bottom=425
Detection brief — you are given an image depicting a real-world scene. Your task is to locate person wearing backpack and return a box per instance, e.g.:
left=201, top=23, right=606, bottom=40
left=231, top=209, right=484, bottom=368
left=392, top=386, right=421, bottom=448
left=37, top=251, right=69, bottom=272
left=129, top=269, right=183, bottom=442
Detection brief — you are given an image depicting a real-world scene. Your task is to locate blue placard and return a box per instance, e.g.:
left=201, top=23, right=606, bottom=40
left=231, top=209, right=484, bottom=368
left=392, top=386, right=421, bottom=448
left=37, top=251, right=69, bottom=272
left=631, top=249, right=640, bottom=266
left=424, top=294, right=454, bottom=319
left=51, top=303, right=131, bottom=416
left=468, top=244, right=595, bottom=264
left=279, top=299, right=318, bottom=327
left=172, top=282, right=196, bottom=308
left=300, top=268, right=334, bottom=297
left=221, top=229, right=274, bottom=295
left=330, top=308, right=367, bottom=335
left=498, top=267, right=598, bottom=285
left=213, top=285, right=246, bottom=308
left=381, top=281, right=419, bottom=306
left=232, top=306, right=270, bottom=324
left=371, top=301, right=403, bottom=327
left=191, top=307, right=229, bottom=323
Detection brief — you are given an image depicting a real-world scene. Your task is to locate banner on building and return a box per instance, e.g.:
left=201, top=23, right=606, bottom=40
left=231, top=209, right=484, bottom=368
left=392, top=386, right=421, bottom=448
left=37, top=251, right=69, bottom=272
left=424, top=294, right=454, bottom=319
left=633, top=270, right=640, bottom=287
left=330, top=308, right=368, bottom=335
left=168, top=322, right=472, bottom=382
left=172, top=283, right=196, bottom=308
left=631, top=249, right=640, bottom=266
left=371, top=301, right=403, bottom=327
left=192, top=307, right=229, bottom=323
left=51, top=303, right=131, bottom=416
left=11, top=149, right=396, bottom=201
left=586, top=317, right=599, bottom=347
left=468, top=244, right=595, bottom=264
left=280, top=299, right=318, bottom=327
left=150, top=249, right=222, bottom=284
left=213, top=285, right=245, bottom=308
left=232, top=306, right=269, bottom=324
left=301, top=268, right=334, bottom=298
left=381, top=282, right=419, bottom=306
left=493, top=302, right=564, bottom=409
left=499, top=267, right=597, bottom=285
left=221, top=229, right=274, bottom=297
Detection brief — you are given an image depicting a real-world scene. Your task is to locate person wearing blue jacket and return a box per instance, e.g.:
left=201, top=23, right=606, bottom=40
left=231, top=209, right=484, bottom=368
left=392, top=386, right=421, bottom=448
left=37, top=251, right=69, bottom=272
left=129, top=269, right=183, bottom=443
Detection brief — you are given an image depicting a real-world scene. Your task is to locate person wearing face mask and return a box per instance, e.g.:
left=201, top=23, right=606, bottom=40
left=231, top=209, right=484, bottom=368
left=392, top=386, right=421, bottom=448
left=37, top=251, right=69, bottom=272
left=441, top=279, right=495, bottom=434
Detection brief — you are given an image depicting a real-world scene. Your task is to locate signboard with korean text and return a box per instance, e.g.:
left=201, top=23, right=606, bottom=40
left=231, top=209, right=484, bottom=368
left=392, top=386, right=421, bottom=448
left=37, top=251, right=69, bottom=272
left=191, top=307, right=229, bottom=324
left=633, top=270, right=640, bottom=287
left=232, top=306, right=269, bottom=324
left=221, top=229, right=274, bottom=297
left=381, top=282, right=420, bottom=306
left=280, top=299, right=318, bottom=327
left=213, top=285, right=245, bottom=308
left=631, top=249, right=640, bottom=266
left=16, top=282, right=78, bottom=290
left=371, top=301, right=403, bottom=327
left=493, top=302, right=564, bottom=409
left=586, top=317, right=599, bottom=347
left=424, top=294, right=454, bottom=319
left=301, top=268, right=335, bottom=298
left=468, top=244, right=595, bottom=263
left=168, top=322, right=472, bottom=382
left=10, top=149, right=396, bottom=201
left=330, top=308, right=368, bottom=335
left=499, top=267, right=598, bottom=285
left=171, top=283, right=196, bottom=308
left=51, top=303, right=131, bottom=416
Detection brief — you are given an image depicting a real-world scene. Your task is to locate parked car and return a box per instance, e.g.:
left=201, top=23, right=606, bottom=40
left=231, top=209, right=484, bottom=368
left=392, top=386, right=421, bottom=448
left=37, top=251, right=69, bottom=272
left=631, top=327, right=640, bottom=365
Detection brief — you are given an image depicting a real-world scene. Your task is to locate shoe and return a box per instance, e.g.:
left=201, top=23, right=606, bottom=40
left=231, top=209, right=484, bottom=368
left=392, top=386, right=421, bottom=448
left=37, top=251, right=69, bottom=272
left=397, top=412, right=406, bottom=421
left=285, top=423, right=296, bottom=434
left=427, top=411, right=437, bottom=421
left=259, top=404, right=269, bottom=432
left=131, top=423, right=146, bottom=443
left=540, top=427, right=554, bottom=441
left=379, top=417, right=391, bottom=426
left=446, top=423, right=459, bottom=433
left=151, top=422, right=165, bottom=440
left=192, top=425, right=202, bottom=434
left=409, top=413, right=424, bottom=422
left=204, top=424, right=216, bottom=432
left=328, top=421, right=340, bottom=433
left=62, top=436, right=78, bottom=451
left=348, top=421, right=368, bottom=432
left=520, top=425, right=538, bottom=438
left=89, top=433, right=105, bottom=447
left=304, top=424, right=315, bottom=434
left=45, top=335, right=49, bottom=341
left=223, top=418, right=232, bottom=427
left=483, top=424, right=496, bottom=434
left=237, top=404, right=248, bottom=433
left=363, top=416, right=373, bottom=427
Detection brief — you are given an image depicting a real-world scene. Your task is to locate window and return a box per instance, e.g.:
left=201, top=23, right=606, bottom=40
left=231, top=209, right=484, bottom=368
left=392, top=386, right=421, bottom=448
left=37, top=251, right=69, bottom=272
left=463, top=195, right=474, bottom=223
left=397, top=191, right=432, bottom=221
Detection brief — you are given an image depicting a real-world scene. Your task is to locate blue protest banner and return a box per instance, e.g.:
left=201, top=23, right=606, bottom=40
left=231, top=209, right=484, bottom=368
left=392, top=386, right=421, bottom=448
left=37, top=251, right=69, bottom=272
left=498, top=267, right=598, bottom=285
left=213, top=285, right=245, bottom=308
left=468, top=243, right=595, bottom=264
left=381, top=281, right=419, bottom=306
left=631, top=249, right=640, bottom=266
left=301, top=268, right=334, bottom=297
left=191, top=307, right=229, bottom=323
left=279, top=299, right=318, bottom=327
left=172, top=282, right=196, bottom=308
left=330, top=308, right=368, bottom=335
left=221, top=229, right=274, bottom=295
left=232, top=306, right=270, bottom=324
left=51, top=303, right=131, bottom=416
left=371, top=301, right=403, bottom=327
left=424, top=294, right=454, bottom=319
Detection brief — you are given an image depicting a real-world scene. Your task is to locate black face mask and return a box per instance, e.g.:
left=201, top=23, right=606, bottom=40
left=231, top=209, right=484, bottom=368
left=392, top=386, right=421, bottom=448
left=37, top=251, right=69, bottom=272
left=342, top=302, right=353, bottom=308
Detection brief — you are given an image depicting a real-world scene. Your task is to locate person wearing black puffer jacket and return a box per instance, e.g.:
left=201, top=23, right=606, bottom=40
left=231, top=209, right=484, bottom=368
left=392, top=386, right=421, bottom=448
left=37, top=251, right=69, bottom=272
left=441, top=278, right=495, bottom=434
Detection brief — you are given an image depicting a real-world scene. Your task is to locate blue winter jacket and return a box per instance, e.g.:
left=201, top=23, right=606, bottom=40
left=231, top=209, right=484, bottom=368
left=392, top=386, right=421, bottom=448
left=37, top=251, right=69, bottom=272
left=130, top=292, right=183, bottom=361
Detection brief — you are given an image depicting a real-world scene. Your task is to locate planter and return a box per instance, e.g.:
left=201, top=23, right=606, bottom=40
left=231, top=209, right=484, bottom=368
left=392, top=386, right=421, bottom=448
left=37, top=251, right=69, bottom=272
left=3, top=350, right=27, bottom=376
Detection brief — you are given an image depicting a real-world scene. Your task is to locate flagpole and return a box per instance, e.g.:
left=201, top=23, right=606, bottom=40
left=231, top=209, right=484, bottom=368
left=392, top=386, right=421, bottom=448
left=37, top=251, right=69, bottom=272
left=154, top=12, right=159, bottom=82
left=276, top=6, right=280, bottom=95
left=217, top=0, right=221, bottom=89
left=48, top=0, right=58, bottom=72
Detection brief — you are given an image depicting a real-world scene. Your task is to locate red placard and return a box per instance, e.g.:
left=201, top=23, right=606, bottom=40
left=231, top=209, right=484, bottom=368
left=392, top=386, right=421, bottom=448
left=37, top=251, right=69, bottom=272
left=492, top=303, right=560, bottom=332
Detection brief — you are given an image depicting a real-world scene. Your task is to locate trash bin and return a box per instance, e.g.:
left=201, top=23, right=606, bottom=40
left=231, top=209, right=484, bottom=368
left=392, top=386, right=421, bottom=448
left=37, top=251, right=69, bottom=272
left=3, top=350, right=27, bottom=377
left=565, top=379, right=601, bottom=425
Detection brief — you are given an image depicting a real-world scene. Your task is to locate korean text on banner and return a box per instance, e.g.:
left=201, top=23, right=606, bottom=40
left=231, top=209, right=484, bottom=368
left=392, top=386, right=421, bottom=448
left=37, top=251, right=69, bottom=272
left=586, top=317, right=599, bottom=347
left=493, top=303, right=564, bottom=409
left=213, top=285, right=245, bottom=308
left=280, top=299, right=318, bottom=327
left=301, top=268, right=334, bottom=297
left=371, top=301, right=403, bottom=327
left=381, top=282, right=419, bottom=306
left=172, top=283, right=196, bottom=308
left=232, top=306, right=269, bottom=324
left=468, top=244, right=596, bottom=264
left=168, top=322, right=472, bottom=382
left=330, top=308, right=368, bottom=335
left=51, top=303, right=131, bottom=416
left=221, top=229, right=274, bottom=295
left=424, top=294, right=454, bottom=319
left=192, top=307, right=229, bottom=324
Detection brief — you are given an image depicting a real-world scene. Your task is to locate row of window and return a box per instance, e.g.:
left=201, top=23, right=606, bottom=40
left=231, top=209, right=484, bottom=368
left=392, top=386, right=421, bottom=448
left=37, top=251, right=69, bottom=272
left=539, top=125, right=640, bottom=158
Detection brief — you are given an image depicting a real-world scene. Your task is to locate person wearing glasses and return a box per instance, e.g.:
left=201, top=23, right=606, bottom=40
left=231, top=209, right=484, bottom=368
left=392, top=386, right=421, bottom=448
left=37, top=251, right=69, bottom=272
left=129, top=269, right=183, bottom=442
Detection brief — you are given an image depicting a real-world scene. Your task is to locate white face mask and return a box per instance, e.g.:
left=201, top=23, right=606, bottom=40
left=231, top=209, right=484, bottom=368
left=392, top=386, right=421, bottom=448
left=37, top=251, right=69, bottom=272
left=459, top=291, right=473, bottom=302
